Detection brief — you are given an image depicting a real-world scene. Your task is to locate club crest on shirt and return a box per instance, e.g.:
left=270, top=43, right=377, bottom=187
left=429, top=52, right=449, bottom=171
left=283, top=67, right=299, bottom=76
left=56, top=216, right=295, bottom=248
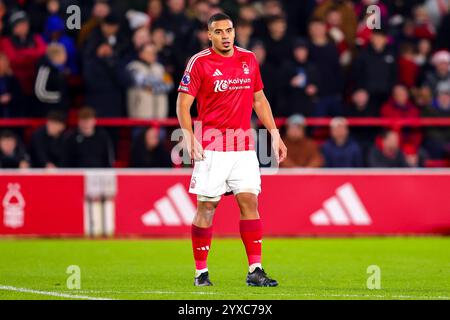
left=242, top=62, right=250, bottom=75
left=181, top=72, right=191, bottom=85
left=190, top=176, right=197, bottom=189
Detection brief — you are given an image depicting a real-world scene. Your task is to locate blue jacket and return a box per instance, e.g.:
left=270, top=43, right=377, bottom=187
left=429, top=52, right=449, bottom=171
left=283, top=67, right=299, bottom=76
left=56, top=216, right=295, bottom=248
left=321, top=138, right=363, bottom=168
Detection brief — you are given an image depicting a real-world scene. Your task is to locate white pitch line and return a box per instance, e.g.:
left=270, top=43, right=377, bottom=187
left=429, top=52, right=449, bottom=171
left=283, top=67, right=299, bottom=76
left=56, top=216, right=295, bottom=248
left=59, top=290, right=450, bottom=300
left=0, top=285, right=114, bottom=300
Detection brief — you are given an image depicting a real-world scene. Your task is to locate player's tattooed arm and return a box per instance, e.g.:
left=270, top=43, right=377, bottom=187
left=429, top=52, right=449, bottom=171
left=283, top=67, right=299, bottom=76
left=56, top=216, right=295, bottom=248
left=176, top=92, right=205, bottom=161
left=253, top=90, right=287, bottom=163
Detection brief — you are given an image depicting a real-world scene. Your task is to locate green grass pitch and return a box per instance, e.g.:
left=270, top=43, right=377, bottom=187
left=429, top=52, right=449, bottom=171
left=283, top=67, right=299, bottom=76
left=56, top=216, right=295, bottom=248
left=0, top=237, right=449, bottom=300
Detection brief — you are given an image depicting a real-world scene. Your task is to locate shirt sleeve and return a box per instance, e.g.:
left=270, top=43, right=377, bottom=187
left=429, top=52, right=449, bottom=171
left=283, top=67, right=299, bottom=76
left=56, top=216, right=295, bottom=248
left=178, top=57, right=203, bottom=97
left=253, top=55, right=264, bottom=92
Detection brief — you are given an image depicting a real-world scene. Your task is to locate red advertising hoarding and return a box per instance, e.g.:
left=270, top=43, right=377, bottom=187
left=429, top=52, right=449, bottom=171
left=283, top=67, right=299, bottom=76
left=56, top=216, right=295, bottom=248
left=0, top=174, right=84, bottom=236
left=114, top=170, right=450, bottom=236
left=1, top=170, right=449, bottom=237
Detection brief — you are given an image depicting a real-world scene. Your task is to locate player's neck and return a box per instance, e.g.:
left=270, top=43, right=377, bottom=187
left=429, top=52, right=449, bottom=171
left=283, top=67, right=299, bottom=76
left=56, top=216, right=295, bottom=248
left=211, top=45, right=234, bottom=58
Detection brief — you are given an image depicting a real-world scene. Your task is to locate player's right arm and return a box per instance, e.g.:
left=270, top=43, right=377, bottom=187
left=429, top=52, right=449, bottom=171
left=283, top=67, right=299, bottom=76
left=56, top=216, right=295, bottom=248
left=176, top=92, right=205, bottom=161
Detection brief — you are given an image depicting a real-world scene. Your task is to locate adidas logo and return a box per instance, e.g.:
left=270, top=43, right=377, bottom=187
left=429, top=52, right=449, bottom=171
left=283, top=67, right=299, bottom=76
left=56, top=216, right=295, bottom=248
left=253, top=240, right=262, bottom=244
left=213, top=69, right=223, bottom=77
left=310, top=183, right=372, bottom=226
left=196, top=246, right=210, bottom=251
left=141, top=183, right=196, bottom=226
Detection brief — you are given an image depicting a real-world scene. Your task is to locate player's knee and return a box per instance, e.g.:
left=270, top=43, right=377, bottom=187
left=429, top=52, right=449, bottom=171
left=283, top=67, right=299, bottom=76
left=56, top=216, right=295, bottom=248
left=236, top=194, right=258, bottom=216
left=197, top=201, right=218, bottom=220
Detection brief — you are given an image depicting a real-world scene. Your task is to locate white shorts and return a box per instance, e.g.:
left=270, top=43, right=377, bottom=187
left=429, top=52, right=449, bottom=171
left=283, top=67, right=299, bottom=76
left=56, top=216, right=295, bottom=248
left=189, top=150, right=261, bottom=201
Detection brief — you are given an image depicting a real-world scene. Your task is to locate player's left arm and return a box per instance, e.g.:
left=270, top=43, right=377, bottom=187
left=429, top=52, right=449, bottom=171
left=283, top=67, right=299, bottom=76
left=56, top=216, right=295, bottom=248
left=253, top=90, right=287, bottom=163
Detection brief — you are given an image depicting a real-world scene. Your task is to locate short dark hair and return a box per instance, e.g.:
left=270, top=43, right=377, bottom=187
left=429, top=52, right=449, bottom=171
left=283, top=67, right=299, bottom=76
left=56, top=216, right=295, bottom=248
left=78, top=107, right=96, bottom=120
left=47, top=111, right=66, bottom=123
left=308, top=16, right=326, bottom=26
left=0, top=129, right=16, bottom=140
left=207, top=13, right=232, bottom=28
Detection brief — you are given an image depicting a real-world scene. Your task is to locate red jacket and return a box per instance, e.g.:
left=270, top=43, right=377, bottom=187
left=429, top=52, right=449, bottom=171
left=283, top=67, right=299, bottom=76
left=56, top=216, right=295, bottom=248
left=381, top=99, right=420, bottom=118
left=398, top=56, right=419, bottom=88
left=0, top=35, right=47, bottom=95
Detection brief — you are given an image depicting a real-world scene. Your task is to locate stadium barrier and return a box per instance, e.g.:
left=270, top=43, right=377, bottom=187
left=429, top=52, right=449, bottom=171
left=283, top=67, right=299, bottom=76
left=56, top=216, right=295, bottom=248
left=1, top=169, right=450, bottom=237
left=2, top=117, right=450, bottom=129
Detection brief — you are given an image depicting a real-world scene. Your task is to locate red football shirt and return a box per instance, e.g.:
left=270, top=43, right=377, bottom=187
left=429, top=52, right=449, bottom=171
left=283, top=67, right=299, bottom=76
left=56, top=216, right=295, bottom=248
left=178, top=46, right=264, bottom=151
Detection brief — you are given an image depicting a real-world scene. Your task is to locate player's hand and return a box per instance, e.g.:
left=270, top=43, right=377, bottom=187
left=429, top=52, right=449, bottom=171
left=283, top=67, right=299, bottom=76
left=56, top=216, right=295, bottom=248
left=272, top=135, right=287, bottom=164
left=187, top=136, right=205, bottom=162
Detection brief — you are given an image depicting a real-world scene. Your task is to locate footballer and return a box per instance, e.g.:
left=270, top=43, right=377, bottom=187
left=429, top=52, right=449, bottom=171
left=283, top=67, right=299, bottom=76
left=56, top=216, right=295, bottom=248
left=176, top=13, right=287, bottom=287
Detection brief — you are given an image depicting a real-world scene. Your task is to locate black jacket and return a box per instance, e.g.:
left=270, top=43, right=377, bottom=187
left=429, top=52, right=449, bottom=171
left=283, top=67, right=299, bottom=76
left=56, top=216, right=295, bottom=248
left=34, top=57, right=69, bottom=117
left=308, top=41, right=343, bottom=96
left=352, top=45, right=397, bottom=96
left=82, top=28, right=130, bottom=117
left=130, top=134, right=172, bottom=168
left=279, top=60, right=320, bottom=116
left=30, top=126, right=65, bottom=167
left=63, top=128, right=114, bottom=168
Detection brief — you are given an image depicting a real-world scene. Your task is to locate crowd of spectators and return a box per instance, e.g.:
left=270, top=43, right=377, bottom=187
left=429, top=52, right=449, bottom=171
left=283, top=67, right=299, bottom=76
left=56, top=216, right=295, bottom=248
left=0, top=0, right=450, bottom=168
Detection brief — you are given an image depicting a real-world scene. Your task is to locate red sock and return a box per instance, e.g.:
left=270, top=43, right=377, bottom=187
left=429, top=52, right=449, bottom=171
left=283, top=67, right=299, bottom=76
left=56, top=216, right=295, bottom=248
left=191, top=224, right=213, bottom=270
left=240, top=219, right=262, bottom=266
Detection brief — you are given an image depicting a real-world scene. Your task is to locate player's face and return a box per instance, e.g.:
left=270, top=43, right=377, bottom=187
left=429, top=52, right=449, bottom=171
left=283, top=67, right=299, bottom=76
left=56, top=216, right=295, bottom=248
left=208, top=20, right=235, bottom=54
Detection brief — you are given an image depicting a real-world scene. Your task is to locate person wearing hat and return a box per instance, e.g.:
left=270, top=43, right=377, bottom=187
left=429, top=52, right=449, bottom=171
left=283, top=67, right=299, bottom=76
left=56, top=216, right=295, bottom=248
left=423, top=50, right=450, bottom=95
left=279, top=37, right=320, bottom=117
left=0, top=10, right=47, bottom=114
left=422, top=82, right=450, bottom=159
left=280, top=114, right=323, bottom=168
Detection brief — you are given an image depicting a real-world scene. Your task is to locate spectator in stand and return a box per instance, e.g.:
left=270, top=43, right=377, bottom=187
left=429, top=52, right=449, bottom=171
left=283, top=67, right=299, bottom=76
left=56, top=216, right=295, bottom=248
left=279, top=38, right=320, bottom=117
left=403, top=143, right=428, bottom=168
left=83, top=13, right=130, bottom=118
left=314, top=0, right=357, bottom=52
left=308, top=17, right=343, bottom=117
left=158, top=0, right=192, bottom=51
left=398, top=42, right=420, bottom=88
left=189, top=0, right=212, bottom=31
left=412, top=5, right=436, bottom=41
left=147, top=0, right=164, bottom=29
left=0, top=52, right=21, bottom=118
left=132, top=26, right=152, bottom=52
left=280, top=114, right=323, bottom=168
left=422, top=82, right=450, bottom=159
left=43, top=15, right=79, bottom=75
left=352, top=28, right=397, bottom=108
left=0, top=129, right=29, bottom=169
left=34, top=43, right=69, bottom=117
left=29, top=111, right=66, bottom=168
left=368, top=130, right=408, bottom=168
left=251, top=41, right=279, bottom=115
left=263, top=15, right=292, bottom=67
left=186, top=23, right=210, bottom=54
left=324, top=6, right=352, bottom=67
left=78, top=0, right=111, bottom=48
left=0, top=11, right=47, bottom=115
left=322, top=117, right=363, bottom=168
left=347, top=88, right=378, bottom=117
left=0, top=1, right=7, bottom=37
left=347, top=89, right=379, bottom=164
left=235, top=19, right=253, bottom=50
left=436, top=8, right=450, bottom=50
left=126, top=43, right=173, bottom=119
left=423, top=50, right=450, bottom=95
left=381, top=84, right=420, bottom=118
left=130, top=126, right=172, bottom=168
left=63, top=107, right=114, bottom=168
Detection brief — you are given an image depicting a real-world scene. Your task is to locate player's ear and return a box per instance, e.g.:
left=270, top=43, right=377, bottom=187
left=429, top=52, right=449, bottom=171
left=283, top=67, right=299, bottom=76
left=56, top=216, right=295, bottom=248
left=207, top=30, right=212, bottom=41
